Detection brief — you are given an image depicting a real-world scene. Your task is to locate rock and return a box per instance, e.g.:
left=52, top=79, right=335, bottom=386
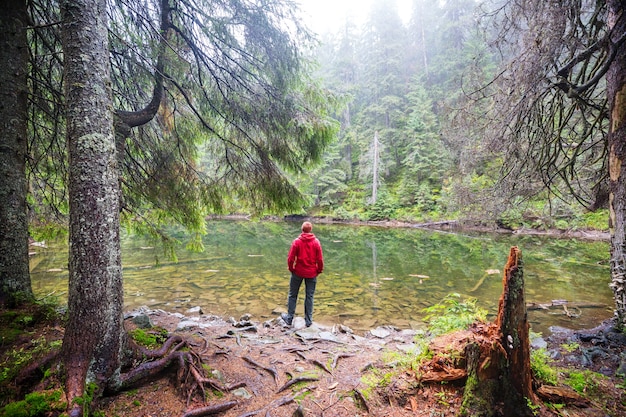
left=616, top=354, right=626, bottom=377
left=212, top=369, right=225, bottom=382
left=319, top=331, right=340, bottom=343
left=333, top=324, right=353, bottom=334
left=232, top=388, right=252, bottom=399
left=132, top=314, right=153, bottom=329
left=549, top=349, right=563, bottom=360
left=351, top=334, right=368, bottom=344
left=234, top=320, right=254, bottom=328
left=186, top=306, right=203, bottom=315
left=531, top=336, right=548, bottom=350
left=370, top=327, right=391, bottom=339
left=295, top=327, right=320, bottom=340
left=176, top=320, right=201, bottom=330
left=293, top=317, right=307, bottom=329
left=239, top=313, right=252, bottom=321
left=399, top=329, right=418, bottom=337
left=396, top=343, right=419, bottom=354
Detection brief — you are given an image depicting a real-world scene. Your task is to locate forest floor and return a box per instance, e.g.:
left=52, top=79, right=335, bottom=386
left=2, top=306, right=626, bottom=417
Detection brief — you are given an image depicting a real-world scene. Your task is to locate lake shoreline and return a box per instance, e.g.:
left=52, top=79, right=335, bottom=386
left=209, top=213, right=611, bottom=242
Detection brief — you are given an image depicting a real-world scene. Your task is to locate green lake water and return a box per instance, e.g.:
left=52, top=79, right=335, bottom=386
left=29, top=220, right=614, bottom=334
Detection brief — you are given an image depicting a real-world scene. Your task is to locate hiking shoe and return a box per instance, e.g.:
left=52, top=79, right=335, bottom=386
left=280, top=313, right=292, bottom=325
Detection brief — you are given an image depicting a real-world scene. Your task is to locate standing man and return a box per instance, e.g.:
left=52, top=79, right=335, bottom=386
left=282, top=221, right=324, bottom=327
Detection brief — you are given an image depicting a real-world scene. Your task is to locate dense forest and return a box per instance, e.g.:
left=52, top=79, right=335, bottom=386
left=295, top=0, right=611, bottom=231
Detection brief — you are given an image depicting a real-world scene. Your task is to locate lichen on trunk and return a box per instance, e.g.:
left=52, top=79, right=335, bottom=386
left=59, top=0, right=124, bottom=414
left=607, top=0, right=626, bottom=329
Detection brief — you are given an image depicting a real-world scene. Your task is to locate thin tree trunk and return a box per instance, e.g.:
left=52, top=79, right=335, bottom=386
left=607, top=0, right=626, bottom=328
left=0, top=0, right=33, bottom=307
left=372, top=131, right=379, bottom=204
left=60, top=0, right=123, bottom=414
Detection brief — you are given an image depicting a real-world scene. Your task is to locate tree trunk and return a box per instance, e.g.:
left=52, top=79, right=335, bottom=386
left=60, top=0, right=124, bottom=415
left=461, top=247, right=536, bottom=416
left=0, top=0, right=33, bottom=307
left=372, top=131, right=379, bottom=204
left=494, top=246, right=537, bottom=414
left=608, top=0, right=626, bottom=328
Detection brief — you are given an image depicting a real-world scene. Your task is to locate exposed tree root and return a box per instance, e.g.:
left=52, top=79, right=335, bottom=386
left=110, top=334, right=247, bottom=416
left=331, top=353, right=354, bottom=370
left=119, top=340, right=188, bottom=389
left=293, top=350, right=333, bottom=375
left=242, top=356, right=280, bottom=385
left=310, top=358, right=333, bottom=375
left=15, top=349, right=60, bottom=392
left=181, top=400, right=238, bottom=417
left=276, top=376, right=319, bottom=393
left=536, top=385, right=590, bottom=406
left=237, top=388, right=310, bottom=417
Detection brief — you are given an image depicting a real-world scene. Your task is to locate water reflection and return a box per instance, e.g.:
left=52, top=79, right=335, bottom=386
left=29, top=221, right=613, bottom=334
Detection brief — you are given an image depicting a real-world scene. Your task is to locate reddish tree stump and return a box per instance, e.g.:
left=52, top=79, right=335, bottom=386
left=460, top=246, right=538, bottom=416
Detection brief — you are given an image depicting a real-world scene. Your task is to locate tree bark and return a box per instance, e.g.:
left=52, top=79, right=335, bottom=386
left=608, top=0, right=626, bottom=329
left=0, top=0, right=33, bottom=307
left=60, top=0, right=124, bottom=414
left=460, top=247, right=536, bottom=416
left=494, top=246, right=537, bottom=415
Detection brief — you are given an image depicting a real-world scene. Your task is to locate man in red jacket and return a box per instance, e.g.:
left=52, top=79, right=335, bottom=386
left=281, top=221, right=324, bottom=327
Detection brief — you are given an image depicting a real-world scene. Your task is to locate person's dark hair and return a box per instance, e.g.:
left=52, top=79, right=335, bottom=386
left=301, top=221, right=312, bottom=233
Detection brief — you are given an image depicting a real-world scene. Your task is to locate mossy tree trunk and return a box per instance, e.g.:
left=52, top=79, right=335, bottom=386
left=460, top=247, right=537, bottom=416
left=607, top=0, right=626, bottom=329
left=0, top=0, right=33, bottom=307
left=60, top=0, right=124, bottom=415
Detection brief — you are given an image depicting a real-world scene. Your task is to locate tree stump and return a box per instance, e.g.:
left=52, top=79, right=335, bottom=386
left=460, top=246, right=538, bottom=417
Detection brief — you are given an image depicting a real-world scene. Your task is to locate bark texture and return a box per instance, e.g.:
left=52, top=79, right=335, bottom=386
left=0, top=0, right=33, bottom=306
left=494, top=246, right=537, bottom=414
left=608, top=0, right=626, bottom=328
left=60, top=0, right=124, bottom=414
left=460, top=247, right=536, bottom=416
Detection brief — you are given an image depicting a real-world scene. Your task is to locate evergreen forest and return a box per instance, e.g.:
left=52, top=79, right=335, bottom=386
left=293, top=0, right=611, bottom=231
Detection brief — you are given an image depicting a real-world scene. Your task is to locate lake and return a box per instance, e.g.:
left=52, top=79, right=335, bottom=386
left=29, top=220, right=614, bottom=334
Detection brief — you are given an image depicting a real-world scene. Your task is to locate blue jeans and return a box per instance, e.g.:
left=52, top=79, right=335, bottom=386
left=286, top=273, right=317, bottom=326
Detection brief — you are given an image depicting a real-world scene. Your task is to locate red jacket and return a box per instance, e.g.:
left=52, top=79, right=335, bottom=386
left=287, top=232, right=324, bottom=278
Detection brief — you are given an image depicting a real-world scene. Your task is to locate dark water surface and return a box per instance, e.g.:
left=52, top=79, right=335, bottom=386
left=29, top=220, right=613, bottom=334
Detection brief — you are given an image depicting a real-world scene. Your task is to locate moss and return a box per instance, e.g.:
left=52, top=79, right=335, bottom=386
left=530, top=348, right=558, bottom=386
left=1, top=390, right=66, bottom=416
left=565, top=370, right=603, bottom=395
left=459, top=379, right=497, bottom=416
left=129, top=328, right=168, bottom=348
left=0, top=328, right=23, bottom=346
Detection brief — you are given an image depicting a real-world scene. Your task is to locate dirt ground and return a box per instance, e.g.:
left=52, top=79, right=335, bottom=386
left=2, top=307, right=626, bottom=417
left=101, top=309, right=625, bottom=417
